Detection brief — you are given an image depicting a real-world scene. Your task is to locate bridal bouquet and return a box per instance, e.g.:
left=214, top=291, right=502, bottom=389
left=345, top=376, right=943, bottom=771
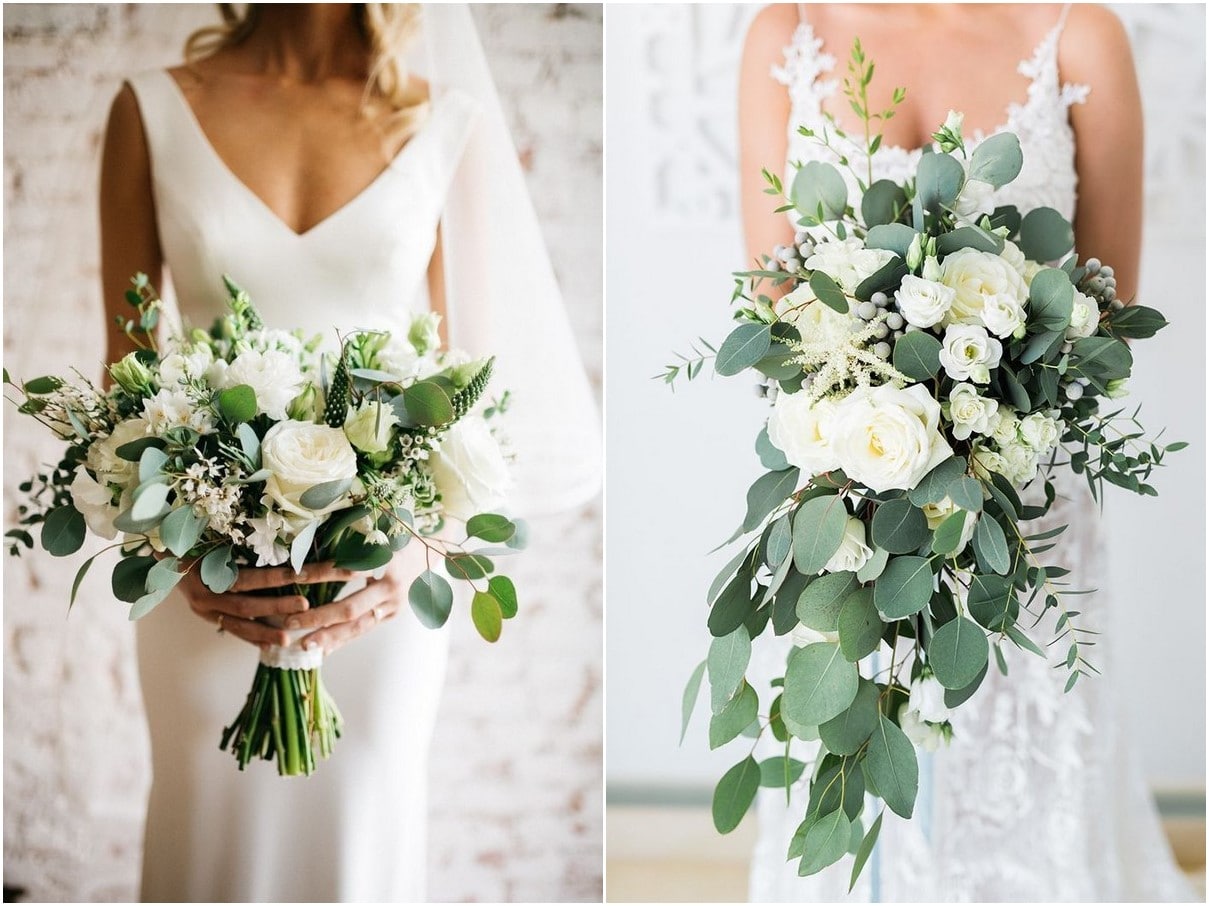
left=7, top=275, right=522, bottom=776
left=664, top=43, right=1180, bottom=886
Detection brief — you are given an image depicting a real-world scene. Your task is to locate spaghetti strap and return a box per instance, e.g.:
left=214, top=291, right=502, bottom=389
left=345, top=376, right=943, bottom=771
left=1057, top=2, right=1073, bottom=30
left=796, top=3, right=808, bottom=25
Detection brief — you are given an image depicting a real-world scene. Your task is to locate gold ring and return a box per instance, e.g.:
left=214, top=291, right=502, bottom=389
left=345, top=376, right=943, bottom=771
left=371, top=606, right=382, bottom=624
left=216, top=614, right=225, bottom=634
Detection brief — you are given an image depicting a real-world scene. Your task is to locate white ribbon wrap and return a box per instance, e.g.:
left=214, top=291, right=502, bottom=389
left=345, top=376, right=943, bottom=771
left=257, top=623, right=324, bottom=671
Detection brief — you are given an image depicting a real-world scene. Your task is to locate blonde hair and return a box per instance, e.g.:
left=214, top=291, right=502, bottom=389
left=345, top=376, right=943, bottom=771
left=184, top=4, right=429, bottom=133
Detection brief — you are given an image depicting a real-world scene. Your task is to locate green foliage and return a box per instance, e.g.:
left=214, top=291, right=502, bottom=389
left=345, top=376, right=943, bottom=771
left=471, top=590, right=503, bottom=642
left=796, top=571, right=859, bottom=632
left=409, top=570, right=454, bottom=629
left=40, top=506, right=85, bottom=557
left=818, top=678, right=879, bottom=755
left=863, top=715, right=918, bottom=818
left=837, top=588, right=883, bottom=662
left=873, top=555, right=933, bottom=618
left=927, top=617, right=990, bottom=689
left=809, top=271, right=850, bottom=314
left=792, top=494, right=849, bottom=574
left=713, top=756, right=761, bottom=833
left=967, top=132, right=1023, bottom=188
left=709, top=682, right=758, bottom=749
left=1018, top=207, right=1075, bottom=261
left=708, top=626, right=752, bottom=713
left=680, top=659, right=707, bottom=744
left=891, top=330, right=942, bottom=381
left=792, top=161, right=848, bottom=222
left=783, top=642, right=860, bottom=727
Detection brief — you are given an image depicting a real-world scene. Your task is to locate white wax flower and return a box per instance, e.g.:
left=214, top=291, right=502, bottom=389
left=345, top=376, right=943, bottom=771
left=894, top=274, right=956, bottom=329
left=827, top=384, right=953, bottom=493
left=343, top=401, right=399, bottom=454
left=1066, top=290, right=1100, bottom=340
left=1019, top=412, right=1060, bottom=454
left=767, top=394, right=841, bottom=478
left=221, top=348, right=306, bottom=421
left=805, top=237, right=895, bottom=294
left=143, top=388, right=214, bottom=436
left=939, top=247, right=1029, bottom=329
left=261, top=421, right=359, bottom=519
left=939, top=324, right=1003, bottom=384
left=947, top=383, right=999, bottom=441
left=822, top=516, right=874, bottom=575
left=429, top=415, right=513, bottom=521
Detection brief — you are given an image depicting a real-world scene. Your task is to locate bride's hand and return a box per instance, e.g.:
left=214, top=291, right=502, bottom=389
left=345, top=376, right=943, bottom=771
left=281, top=554, right=414, bottom=655
left=178, top=561, right=360, bottom=649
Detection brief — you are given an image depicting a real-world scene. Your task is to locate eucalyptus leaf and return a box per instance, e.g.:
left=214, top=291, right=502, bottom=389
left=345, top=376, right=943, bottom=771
left=216, top=383, right=257, bottom=422
left=709, top=571, right=755, bottom=637
left=792, top=494, right=849, bottom=575
left=799, top=809, right=852, bottom=877
left=782, top=642, right=859, bottom=727
left=680, top=659, right=707, bottom=744
left=1028, top=268, right=1075, bottom=331
left=159, top=506, right=207, bottom=558
left=402, top=380, right=455, bottom=426
left=792, top=160, right=848, bottom=221
left=471, top=590, right=503, bottom=642
left=40, top=506, right=86, bottom=557
left=716, top=323, right=773, bottom=376
left=299, top=477, right=353, bottom=511
left=873, top=556, right=933, bottom=619
left=907, top=457, right=966, bottom=507
left=112, top=554, right=157, bottom=603
left=818, top=679, right=879, bottom=755
left=870, top=499, right=929, bottom=553
left=848, top=811, right=884, bottom=892
left=943, top=662, right=988, bottom=709
left=931, top=511, right=969, bottom=555
left=713, top=756, right=761, bottom=833
left=756, top=426, right=790, bottom=471
left=973, top=515, right=1011, bottom=575
left=488, top=575, right=518, bottom=619
left=837, top=588, right=884, bottom=662
left=863, top=715, right=918, bottom=819
left=809, top=271, right=850, bottom=315
left=927, top=616, right=990, bottom=689
left=743, top=468, right=801, bottom=532
left=935, top=225, right=1004, bottom=256
left=861, top=181, right=909, bottom=228
left=946, top=476, right=983, bottom=513
left=891, top=330, right=943, bottom=381
left=709, top=682, right=759, bottom=749
left=856, top=545, right=890, bottom=583
left=1019, top=207, right=1074, bottom=262
left=758, top=755, right=807, bottom=788
left=967, top=132, right=1023, bottom=188
left=916, top=150, right=965, bottom=211
left=796, top=571, right=858, bottom=632
left=708, top=626, right=752, bottom=713
left=466, top=513, right=516, bottom=543
left=200, top=545, right=238, bottom=594
left=765, top=515, right=793, bottom=569
left=131, top=481, right=171, bottom=522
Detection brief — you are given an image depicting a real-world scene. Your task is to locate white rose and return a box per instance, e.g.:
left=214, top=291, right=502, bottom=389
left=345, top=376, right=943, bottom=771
left=805, top=237, right=895, bottom=294
left=221, top=349, right=306, bottom=421
left=898, top=704, right=946, bottom=753
left=970, top=445, right=1006, bottom=482
left=939, top=247, right=1029, bottom=328
left=822, top=516, right=874, bottom=575
left=894, top=275, right=956, bottom=329
left=828, top=384, right=954, bottom=493
left=261, top=420, right=359, bottom=519
left=1022, top=260, right=1047, bottom=287
left=999, top=240, right=1028, bottom=277
left=1066, top=290, right=1100, bottom=340
left=908, top=672, right=952, bottom=723
left=920, top=495, right=978, bottom=554
left=767, top=394, right=841, bottom=477
left=1019, top=412, right=1060, bottom=454
left=429, top=415, right=513, bottom=521
left=343, top=401, right=398, bottom=454
left=980, top=293, right=1026, bottom=339
left=939, top=324, right=1002, bottom=384
left=990, top=410, right=1021, bottom=447
left=1000, top=441, right=1040, bottom=485
left=791, top=623, right=840, bottom=647
left=142, top=388, right=214, bottom=436
left=946, top=383, right=999, bottom=441
left=954, top=177, right=995, bottom=220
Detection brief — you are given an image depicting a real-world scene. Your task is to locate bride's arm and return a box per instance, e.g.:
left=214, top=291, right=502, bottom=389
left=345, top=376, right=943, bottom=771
left=739, top=5, right=799, bottom=293
left=1061, top=5, right=1144, bottom=304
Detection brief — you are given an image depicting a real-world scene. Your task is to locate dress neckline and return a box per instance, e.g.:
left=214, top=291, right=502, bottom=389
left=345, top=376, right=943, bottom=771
left=157, top=69, right=435, bottom=240
left=785, top=14, right=1071, bottom=157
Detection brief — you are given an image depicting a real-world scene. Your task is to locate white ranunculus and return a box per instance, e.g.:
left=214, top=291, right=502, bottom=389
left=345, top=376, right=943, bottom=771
left=938, top=324, right=1002, bottom=384
left=898, top=704, right=946, bottom=753
left=970, top=445, right=1006, bottom=482
left=1066, top=290, right=1100, bottom=340
left=791, top=622, right=840, bottom=647
left=142, top=388, right=214, bottom=436
left=261, top=420, right=359, bottom=519
left=999, top=240, right=1028, bottom=277
left=70, top=466, right=121, bottom=540
left=921, top=495, right=978, bottom=554
left=767, top=394, right=841, bottom=478
left=822, top=516, right=874, bottom=575
left=828, top=384, right=954, bottom=493
left=805, top=237, right=896, bottom=294
left=343, top=401, right=398, bottom=454
left=990, top=410, right=1021, bottom=447
left=954, top=177, right=995, bottom=220
left=980, top=292, right=1027, bottom=339
left=221, top=349, right=306, bottom=421
left=429, top=415, right=513, bottom=521
left=908, top=672, right=952, bottom=723
left=894, top=274, right=956, bottom=329
left=1019, top=412, right=1060, bottom=454
left=939, top=247, right=1029, bottom=328
left=947, top=383, right=999, bottom=441
left=1000, top=441, right=1040, bottom=486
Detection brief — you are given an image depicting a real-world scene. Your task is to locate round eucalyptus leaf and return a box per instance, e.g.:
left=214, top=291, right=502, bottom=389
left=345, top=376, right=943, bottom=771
left=930, top=511, right=969, bottom=555
left=791, top=160, right=848, bottom=221
left=943, top=661, right=988, bottom=709
left=489, top=575, right=519, bottom=619
left=712, top=756, right=761, bottom=833
left=112, top=554, right=157, bottom=604
left=783, top=642, right=859, bottom=727
left=863, top=715, right=919, bottom=819
left=466, top=513, right=516, bottom=543
left=967, top=132, right=1023, bottom=188
left=709, top=682, right=759, bottom=749
left=1019, top=206, right=1074, bottom=262
left=809, top=270, right=850, bottom=314
left=216, top=383, right=257, bottom=423
left=873, top=555, right=933, bottom=619
left=792, top=494, right=849, bottom=575
left=818, top=679, right=879, bottom=755
left=891, top=330, right=943, bottom=382
left=870, top=499, right=929, bottom=553
left=756, top=426, right=790, bottom=471
left=40, top=505, right=86, bottom=557
left=159, top=506, right=206, bottom=558
left=796, top=572, right=858, bottom=632
left=409, top=569, right=454, bottom=629
left=935, top=226, right=1004, bottom=256
left=758, top=755, right=807, bottom=789
left=861, top=182, right=910, bottom=228
left=1028, top=267, right=1075, bottom=331
left=743, top=468, right=801, bottom=532
left=967, top=573, right=1018, bottom=631
left=972, top=514, right=1011, bottom=575
left=927, top=616, right=990, bottom=689
left=915, top=150, right=965, bottom=211
left=865, top=223, right=915, bottom=257
left=907, top=456, right=966, bottom=507
left=856, top=545, right=890, bottom=583
left=471, top=590, right=503, bottom=642
left=946, top=476, right=983, bottom=513
left=837, top=588, right=884, bottom=662
left=200, top=545, right=238, bottom=594
left=798, top=808, right=852, bottom=877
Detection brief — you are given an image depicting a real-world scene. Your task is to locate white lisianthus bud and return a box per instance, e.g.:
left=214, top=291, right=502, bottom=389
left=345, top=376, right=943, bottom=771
left=946, top=383, right=999, bottom=441
left=343, top=401, right=399, bottom=454
left=110, top=353, right=155, bottom=393
left=908, top=672, right=953, bottom=723
left=898, top=704, right=948, bottom=753
left=1106, top=378, right=1130, bottom=399
left=921, top=254, right=943, bottom=282
left=906, top=232, right=925, bottom=271
left=943, top=110, right=964, bottom=134
left=894, top=274, right=956, bottom=329
left=938, top=324, right=1003, bottom=383
left=822, top=516, right=874, bottom=574
left=1019, top=412, right=1060, bottom=454
left=408, top=313, right=443, bottom=356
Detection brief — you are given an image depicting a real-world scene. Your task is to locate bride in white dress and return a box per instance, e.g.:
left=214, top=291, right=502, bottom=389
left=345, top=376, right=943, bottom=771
left=739, top=3, right=1196, bottom=901
left=100, top=4, right=599, bottom=901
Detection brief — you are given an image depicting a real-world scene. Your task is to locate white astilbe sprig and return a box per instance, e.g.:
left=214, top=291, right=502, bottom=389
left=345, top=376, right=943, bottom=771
left=788, top=309, right=910, bottom=403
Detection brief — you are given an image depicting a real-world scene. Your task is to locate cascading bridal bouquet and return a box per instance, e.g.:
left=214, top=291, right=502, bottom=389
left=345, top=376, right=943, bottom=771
left=7, top=275, right=523, bottom=776
left=662, top=42, right=1182, bottom=888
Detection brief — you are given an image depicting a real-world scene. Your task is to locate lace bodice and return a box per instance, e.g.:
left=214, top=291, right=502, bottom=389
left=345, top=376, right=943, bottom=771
left=748, top=9, right=1197, bottom=902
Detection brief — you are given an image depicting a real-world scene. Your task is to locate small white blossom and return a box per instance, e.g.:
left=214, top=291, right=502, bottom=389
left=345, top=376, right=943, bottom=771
left=938, top=324, right=1002, bottom=384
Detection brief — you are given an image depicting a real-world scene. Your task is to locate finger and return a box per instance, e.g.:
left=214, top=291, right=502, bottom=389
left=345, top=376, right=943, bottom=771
left=229, top=562, right=361, bottom=592
left=218, top=614, right=293, bottom=649
left=211, top=593, right=311, bottom=620
left=301, top=605, right=393, bottom=656
left=283, top=582, right=391, bottom=631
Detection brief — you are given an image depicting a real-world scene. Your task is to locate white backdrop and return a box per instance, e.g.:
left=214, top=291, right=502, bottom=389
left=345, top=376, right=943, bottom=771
left=605, top=3, right=1206, bottom=798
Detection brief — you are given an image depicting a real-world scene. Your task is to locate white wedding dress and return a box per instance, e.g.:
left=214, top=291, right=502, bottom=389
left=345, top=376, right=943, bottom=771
left=747, top=7, right=1198, bottom=902
left=123, top=9, right=600, bottom=901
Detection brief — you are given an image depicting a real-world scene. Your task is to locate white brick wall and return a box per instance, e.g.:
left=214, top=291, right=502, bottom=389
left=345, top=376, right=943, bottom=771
left=2, top=5, right=602, bottom=902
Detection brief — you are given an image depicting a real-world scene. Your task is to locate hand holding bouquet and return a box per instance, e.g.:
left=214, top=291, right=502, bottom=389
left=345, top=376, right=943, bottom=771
left=8, top=275, right=524, bottom=776
left=664, top=42, right=1182, bottom=887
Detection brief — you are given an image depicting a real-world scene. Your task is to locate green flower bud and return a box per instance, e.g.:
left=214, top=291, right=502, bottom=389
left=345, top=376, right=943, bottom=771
left=906, top=232, right=924, bottom=271
left=286, top=383, right=320, bottom=422
left=109, top=352, right=154, bottom=394
left=407, top=313, right=442, bottom=356
left=1106, top=379, right=1130, bottom=399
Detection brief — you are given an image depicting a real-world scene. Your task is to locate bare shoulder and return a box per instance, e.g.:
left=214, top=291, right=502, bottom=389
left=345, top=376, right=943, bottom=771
left=1060, top=4, right=1134, bottom=82
left=743, top=4, right=798, bottom=67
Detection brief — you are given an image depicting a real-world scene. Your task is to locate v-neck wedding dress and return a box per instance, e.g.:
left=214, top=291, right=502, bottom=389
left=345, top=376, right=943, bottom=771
left=746, top=7, right=1197, bottom=902
left=127, top=68, right=478, bottom=903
